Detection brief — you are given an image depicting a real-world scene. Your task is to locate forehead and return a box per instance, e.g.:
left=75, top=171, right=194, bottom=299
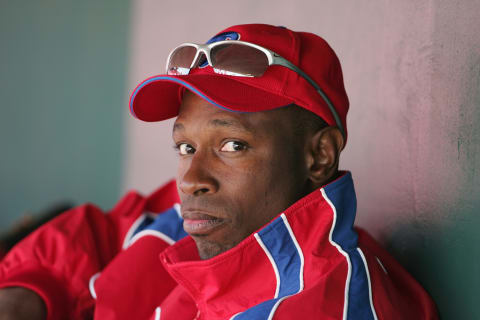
left=174, top=91, right=292, bottom=134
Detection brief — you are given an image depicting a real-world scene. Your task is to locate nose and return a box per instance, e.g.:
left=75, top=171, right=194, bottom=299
left=178, top=151, right=219, bottom=196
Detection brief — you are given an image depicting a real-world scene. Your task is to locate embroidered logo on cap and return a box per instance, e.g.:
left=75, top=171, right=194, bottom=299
left=206, top=31, right=241, bottom=44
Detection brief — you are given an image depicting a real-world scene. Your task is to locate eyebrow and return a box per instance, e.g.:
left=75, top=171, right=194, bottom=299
left=209, top=118, right=253, bottom=131
left=173, top=117, right=255, bottom=133
left=173, top=123, right=184, bottom=132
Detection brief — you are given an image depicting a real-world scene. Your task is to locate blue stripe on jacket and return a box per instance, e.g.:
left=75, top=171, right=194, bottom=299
left=131, top=206, right=188, bottom=244
left=323, top=172, right=377, bottom=320
left=234, top=214, right=303, bottom=319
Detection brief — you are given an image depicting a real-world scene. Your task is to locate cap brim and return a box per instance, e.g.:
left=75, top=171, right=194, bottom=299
left=129, top=73, right=294, bottom=122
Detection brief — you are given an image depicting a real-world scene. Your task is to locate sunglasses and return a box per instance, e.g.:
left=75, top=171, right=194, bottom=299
left=166, top=40, right=344, bottom=138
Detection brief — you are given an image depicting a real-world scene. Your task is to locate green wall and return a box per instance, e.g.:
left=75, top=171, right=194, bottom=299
left=387, top=77, right=480, bottom=319
left=0, top=1, right=130, bottom=230
left=385, top=2, right=480, bottom=318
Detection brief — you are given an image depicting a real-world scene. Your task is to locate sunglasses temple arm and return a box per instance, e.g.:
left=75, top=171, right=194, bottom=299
left=273, top=57, right=346, bottom=139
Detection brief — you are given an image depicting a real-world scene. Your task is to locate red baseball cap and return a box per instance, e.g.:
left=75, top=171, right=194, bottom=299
left=129, top=24, right=349, bottom=141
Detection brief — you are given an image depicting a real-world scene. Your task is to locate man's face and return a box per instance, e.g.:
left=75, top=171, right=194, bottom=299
left=173, top=91, right=309, bottom=259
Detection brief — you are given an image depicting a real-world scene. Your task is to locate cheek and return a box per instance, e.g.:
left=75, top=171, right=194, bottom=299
left=220, top=159, right=259, bottom=199
left=176, top=160, right=187, bottom=187
left=176, top=159, right=188, bottom=178
left=216, top=157, right=269, bottom=217
left=223, top=154, right=285, bottom=223
left=256, top=144, right=307, bottom=210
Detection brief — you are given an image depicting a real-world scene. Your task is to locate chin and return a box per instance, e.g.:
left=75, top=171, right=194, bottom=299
left=194, top=237, right=237, bottom=260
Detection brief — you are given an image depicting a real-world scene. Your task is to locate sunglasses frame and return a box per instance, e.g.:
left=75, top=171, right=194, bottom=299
left=166, top=40, right=345, bottom=138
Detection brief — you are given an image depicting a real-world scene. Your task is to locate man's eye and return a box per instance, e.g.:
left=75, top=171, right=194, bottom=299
left=177, top=143, right=195, bottom=155
left=220, top=141, right=247, bottom=152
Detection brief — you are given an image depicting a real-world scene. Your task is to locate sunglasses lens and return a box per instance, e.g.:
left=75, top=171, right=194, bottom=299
left=167, top=46, right=197, bottom=75
left=211, top=43, right=269, bottom=76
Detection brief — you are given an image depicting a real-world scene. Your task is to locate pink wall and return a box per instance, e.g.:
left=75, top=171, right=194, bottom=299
left=124, top=2, right=480, bottom=316
left=124, top=0, right=478, bottom=233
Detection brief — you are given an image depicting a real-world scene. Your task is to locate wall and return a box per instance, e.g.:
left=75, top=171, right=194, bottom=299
left=381, top=1, right=480, bottom=317
left=0, top=0, right=130, bottom=230
left=125, top=1, right=480, bottom=318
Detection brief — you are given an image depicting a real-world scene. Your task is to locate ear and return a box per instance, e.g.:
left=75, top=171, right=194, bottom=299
left=306, top=127, right=344, bottom=188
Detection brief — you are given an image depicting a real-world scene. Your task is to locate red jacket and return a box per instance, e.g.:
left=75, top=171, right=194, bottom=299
left=0, top=172, right=438, bottom=319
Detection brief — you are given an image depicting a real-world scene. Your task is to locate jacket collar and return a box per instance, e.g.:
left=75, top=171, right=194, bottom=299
left=160, top=171, right=357, bottom=318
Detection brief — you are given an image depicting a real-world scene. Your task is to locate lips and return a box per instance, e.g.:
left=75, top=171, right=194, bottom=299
left=181, top=210, right=226, bottom=235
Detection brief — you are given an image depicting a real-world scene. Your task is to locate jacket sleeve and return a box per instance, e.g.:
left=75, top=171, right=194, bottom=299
left=0, top=180, right=179, bottom=320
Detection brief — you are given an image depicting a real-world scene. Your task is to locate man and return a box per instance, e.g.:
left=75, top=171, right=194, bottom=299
left=0, top=24, right=438, bottom=319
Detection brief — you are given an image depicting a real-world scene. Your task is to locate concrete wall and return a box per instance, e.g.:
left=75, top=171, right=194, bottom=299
left=125, top=1, right=480, bottom=318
